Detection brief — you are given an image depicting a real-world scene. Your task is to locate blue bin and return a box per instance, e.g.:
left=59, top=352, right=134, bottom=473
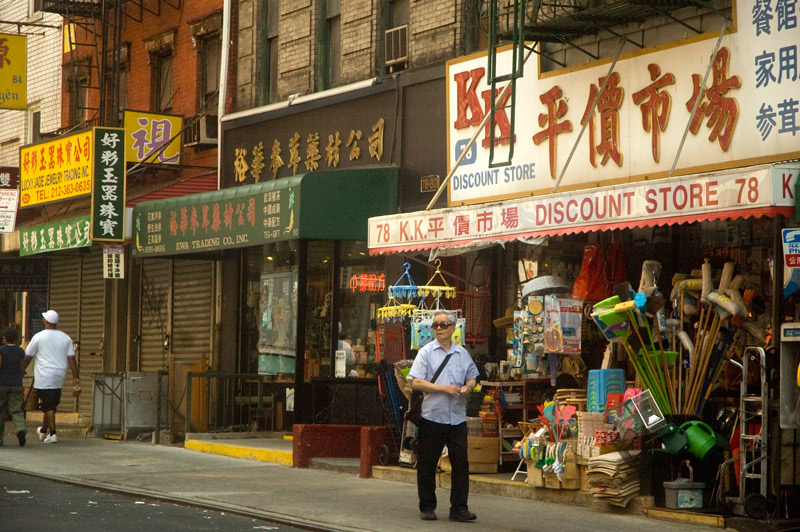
left=587, top=369, right=626, bottom=412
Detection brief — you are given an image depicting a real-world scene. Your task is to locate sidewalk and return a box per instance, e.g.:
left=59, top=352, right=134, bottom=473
left=0, top=430, right=726, bottom=532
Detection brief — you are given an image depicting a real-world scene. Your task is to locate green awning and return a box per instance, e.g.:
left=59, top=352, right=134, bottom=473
left=132, top=167, right=398, bottom=257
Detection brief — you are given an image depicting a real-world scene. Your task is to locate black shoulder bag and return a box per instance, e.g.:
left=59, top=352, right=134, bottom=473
left=407, top=353, right=453, bottom=425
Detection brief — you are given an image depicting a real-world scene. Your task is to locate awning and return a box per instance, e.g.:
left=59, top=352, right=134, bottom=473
left=132, top=166, right=398, bottom=257
left=369, top=164, right=798, bottom=255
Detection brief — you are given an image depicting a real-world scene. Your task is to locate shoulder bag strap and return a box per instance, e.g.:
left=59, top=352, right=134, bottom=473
left=430, top=353, right=453, bottom=384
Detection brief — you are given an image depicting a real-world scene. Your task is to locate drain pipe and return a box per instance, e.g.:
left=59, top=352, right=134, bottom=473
left=217, top=0, right=233, bottom=190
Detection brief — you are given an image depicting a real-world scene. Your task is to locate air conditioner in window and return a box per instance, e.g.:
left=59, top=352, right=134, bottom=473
left=385, top=25, right=408, bottom=68
left=183, top=114, right=218, bottom=147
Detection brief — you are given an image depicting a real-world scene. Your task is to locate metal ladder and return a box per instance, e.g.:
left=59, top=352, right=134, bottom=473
left=728, top=347, right=769, bottom=518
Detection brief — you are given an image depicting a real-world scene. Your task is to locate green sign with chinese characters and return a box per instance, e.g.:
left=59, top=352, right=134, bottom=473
left=131, top=167, right=398, bottom=257
left=91, top=127, right=126, bottom=242
left=19, top=215, right=91, bottom=256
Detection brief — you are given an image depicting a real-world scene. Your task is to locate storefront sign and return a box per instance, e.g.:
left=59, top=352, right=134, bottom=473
left=19, top=215, right=91, bottom=256
left=221, top=89, right=397, bottom=187
left=123, top=110, right=182, bottom=165
left=0, top=166, right=19, bottom=189
left=103, top=244, right=125, bottom=279
left=369, top=164, right=799, bottom=254
left=133, top=185, right=297, bottom=256
left=19, top=130, right=93, bottom=207
left=0, top=189, right=18, bottom=233
left=0, top=34, right=27, bottom=110
left=0, top=260, right=47, bottom=291
left=349, top=272, right=386, bottom=293
left=91, top=127, right=126, bottom=242
left=446, top=0, right=800, bottom=205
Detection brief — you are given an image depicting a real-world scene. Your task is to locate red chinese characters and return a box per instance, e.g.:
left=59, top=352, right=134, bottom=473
left=581, top=72, right=624, bottom=167
left=533, top=86, right=573, bottom=180
left=632, top=64, right=675, bottom=163
left=501, top=206, right=519, bottom=229
left=686, top=47, right=741, bottom=151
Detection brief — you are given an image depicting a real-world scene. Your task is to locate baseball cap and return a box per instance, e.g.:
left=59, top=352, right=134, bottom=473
left=42, top=310, right=59, bottom=324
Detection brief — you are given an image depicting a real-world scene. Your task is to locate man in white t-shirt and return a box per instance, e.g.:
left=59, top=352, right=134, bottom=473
left=22, top=310, right=81, bottom=444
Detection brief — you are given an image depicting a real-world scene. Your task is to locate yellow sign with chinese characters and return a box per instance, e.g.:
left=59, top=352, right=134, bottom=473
left=0, top=34, right=27, bottom=110
left=123, top=110, right=182, bottom=164
left=19, top=130, right=94, bottom=207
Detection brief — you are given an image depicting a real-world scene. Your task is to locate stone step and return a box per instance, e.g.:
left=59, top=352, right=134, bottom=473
left=308, top=457, right=360, bottom=474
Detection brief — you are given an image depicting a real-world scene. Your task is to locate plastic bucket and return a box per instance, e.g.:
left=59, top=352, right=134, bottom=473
left=680, top=420, right=717, bottom=459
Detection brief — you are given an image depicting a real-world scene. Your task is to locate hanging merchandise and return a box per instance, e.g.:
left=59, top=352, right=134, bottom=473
left=417, top=259, right=457, bottom=299
left=409, top=259, right=464, bottom=350
left=544, top=295, right=583, bottom=354
left=376, top=294, right=416, bottom=321
left=386, top=262, right=419, bottom=301
left=572, top=244, right=606, bottom=302
left=604, top=238, right=628, bottom=295
left=411, top=308, right=466, bottom=350
left=513, top=297, right=546, bottom=375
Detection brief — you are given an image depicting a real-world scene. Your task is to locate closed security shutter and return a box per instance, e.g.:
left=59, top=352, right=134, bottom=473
left=47, top=254, right=81, bottom=413
left=77, top=247, right=105, bottom=418
left=171, top=260, right=213, bottom=364
left=139, top=259, right=170, bottom=371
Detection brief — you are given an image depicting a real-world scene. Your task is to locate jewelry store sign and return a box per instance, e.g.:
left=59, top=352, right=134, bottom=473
left=20, top=215, right=91, bottom=257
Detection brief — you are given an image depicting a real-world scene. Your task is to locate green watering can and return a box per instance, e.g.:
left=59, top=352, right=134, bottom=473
left=654, top=423, right=690, bottom=455
left=680, top=420, right=718, bottom=459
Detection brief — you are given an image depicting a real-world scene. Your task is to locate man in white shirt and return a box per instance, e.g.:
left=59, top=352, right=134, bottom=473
left=409, top=310, right=479, bottom=522
left=22, top=310, right=81, bottom=444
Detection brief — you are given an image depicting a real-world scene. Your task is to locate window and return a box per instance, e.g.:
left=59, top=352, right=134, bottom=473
left=28, top=109, right=41, bottom=143
left=65, top=65, right=89, bottom=127
left=266, top=0, right=279, bottom=104
left=145, top=31, right=176, bottom=113
left=201, top=33, right=221, bottom=111
left=104, top=43, right=129, bottom=125
left=152, top=52, right=173, bottom=113
left=321, top=0, right=341, bottom=89
left=28, top=0, right=42, bottom=18
left=256, top=0, right=280, bottom=105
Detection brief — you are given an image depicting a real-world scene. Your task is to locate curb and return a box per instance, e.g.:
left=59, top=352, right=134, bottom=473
left=644, top=508, right=726, bottom=528
left=183, top=439, right=293, bottom=466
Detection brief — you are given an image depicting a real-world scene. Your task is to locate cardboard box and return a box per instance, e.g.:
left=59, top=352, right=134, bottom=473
left=527, top=464, right=544, bottom=487
left=467, top=436, right=501, bottom=463
left=543, top=471, right=561, bottom=489
left=439, top=436, right=500, bottom=474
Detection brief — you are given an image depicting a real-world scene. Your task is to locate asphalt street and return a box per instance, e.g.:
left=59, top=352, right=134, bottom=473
left=0, top=468, right=303, bottom=532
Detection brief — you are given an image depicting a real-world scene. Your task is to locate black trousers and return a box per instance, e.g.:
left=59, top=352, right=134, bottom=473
left=416, top=418, right=469, bottom=513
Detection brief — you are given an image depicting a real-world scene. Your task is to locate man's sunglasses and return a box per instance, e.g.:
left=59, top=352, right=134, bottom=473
left=432, top=322, right=453, bottom=329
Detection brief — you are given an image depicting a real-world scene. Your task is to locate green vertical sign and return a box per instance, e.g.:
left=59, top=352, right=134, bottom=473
left=91, top=127, right=126, bottom=242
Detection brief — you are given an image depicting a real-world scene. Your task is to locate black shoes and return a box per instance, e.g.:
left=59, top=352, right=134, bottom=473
left=449, top=510, right=477, bottom=522
left=17, top=431, right=26, bottom=447
left=420, top=510, right=437, bottom=521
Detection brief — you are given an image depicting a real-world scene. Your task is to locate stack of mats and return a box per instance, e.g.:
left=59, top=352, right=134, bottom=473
left=587, top=451, right=640, bottom=507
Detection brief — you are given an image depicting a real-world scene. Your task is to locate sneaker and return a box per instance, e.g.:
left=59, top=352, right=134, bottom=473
left=420, top=510, right=437, bottom=521
left=37, top=427, right=46, bottom=441
left=17, top=431, right=26, bottom=447
left=43, top=433, right=58, bottom=444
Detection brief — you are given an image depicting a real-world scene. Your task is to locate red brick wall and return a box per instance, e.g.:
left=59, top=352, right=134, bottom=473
left=60, top=0, right=235, bottom=175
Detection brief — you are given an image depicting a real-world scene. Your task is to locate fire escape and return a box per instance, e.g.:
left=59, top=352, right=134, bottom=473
left=484, top=0, right=725, bottom=169
left=39, top=0, right=181, bottom=130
